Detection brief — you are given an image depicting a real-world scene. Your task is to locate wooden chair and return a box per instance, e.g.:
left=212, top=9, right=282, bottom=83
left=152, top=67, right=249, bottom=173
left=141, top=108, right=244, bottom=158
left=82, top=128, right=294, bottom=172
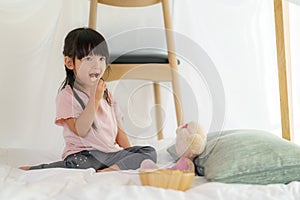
left=88, top=0, right=183, bottom=139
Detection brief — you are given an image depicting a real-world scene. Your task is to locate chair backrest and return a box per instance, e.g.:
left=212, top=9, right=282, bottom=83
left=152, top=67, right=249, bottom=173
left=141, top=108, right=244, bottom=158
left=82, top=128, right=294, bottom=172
left=98, top=0, right=160, bottom=7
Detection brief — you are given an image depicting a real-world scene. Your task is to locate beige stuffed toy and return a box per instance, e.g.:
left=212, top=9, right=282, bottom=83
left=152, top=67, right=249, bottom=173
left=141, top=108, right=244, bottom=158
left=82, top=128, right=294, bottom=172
left=169, top=121, right=207, bottom=172
left=140, top=121, right=207, bottom=173
left=175, top=121, right=207, bottom=158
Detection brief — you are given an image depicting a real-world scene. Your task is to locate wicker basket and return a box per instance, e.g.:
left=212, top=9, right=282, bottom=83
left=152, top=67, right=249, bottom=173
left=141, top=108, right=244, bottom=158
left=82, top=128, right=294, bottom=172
left=139, top=169, right=194, bottom=191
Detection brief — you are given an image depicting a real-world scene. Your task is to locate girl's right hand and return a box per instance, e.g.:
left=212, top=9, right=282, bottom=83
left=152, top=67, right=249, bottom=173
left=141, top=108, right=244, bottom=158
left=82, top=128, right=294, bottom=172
left=93, top=79, right=106, bottom=102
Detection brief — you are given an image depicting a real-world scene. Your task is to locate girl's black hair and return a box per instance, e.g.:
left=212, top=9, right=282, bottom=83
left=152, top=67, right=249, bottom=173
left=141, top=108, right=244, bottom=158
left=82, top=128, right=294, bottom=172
left=60, top=27, right=111, bottom=129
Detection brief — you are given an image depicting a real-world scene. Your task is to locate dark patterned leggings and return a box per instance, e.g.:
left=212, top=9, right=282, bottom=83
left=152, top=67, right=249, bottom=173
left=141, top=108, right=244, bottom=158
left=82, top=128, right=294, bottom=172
left=29, top=146, right=157, bottom=170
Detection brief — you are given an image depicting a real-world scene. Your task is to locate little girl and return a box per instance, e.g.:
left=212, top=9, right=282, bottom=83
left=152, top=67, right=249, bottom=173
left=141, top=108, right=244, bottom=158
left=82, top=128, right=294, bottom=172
left=20, top=27, right=157, bottom=172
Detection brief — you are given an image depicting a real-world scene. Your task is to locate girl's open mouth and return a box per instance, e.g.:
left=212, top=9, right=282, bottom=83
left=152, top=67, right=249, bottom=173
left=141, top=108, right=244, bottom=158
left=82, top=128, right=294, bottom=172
left=89, top=73, right=100, bottom=82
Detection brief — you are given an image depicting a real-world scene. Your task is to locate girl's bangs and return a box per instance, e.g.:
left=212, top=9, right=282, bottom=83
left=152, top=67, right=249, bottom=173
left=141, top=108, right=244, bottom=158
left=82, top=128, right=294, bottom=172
left=75, top=33, right=109, bottom=60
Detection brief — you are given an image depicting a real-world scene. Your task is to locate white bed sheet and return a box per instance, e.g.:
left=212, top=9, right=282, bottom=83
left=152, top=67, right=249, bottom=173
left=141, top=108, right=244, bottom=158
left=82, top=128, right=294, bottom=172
left=1, top=139, right=300, bottom=200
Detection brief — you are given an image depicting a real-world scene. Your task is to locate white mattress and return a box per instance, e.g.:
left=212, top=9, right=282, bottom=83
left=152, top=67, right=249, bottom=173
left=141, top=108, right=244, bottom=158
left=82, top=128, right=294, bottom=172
left=1, top=139, right=300, bottom=200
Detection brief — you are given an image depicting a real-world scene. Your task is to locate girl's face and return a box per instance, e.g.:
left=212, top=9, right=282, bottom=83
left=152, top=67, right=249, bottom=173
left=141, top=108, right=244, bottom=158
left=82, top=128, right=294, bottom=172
left=74, top=55, right=107, bottom=86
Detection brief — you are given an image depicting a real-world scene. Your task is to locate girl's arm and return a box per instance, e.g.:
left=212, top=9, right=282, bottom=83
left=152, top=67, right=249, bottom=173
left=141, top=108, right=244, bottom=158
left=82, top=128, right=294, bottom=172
left=65, top=80, right=106, bottom=137
left=116, top=126, right=131, bottom=148
left=64, top=97, right=96, bottom=137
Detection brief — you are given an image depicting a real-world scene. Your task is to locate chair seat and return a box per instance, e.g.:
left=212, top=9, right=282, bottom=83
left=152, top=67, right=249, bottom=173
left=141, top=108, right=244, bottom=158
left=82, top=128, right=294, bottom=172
left=110, top=53, right=180, bottom=64
left=98, top=0, right=160, bottom=7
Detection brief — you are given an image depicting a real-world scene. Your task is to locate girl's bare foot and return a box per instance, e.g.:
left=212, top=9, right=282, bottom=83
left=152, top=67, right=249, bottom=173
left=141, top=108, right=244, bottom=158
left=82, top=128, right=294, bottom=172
left=96, top=164, right=120, bottom=172
left=139, top=159, right=158, bottom=170
left=19, top=166, right=31, bottom=170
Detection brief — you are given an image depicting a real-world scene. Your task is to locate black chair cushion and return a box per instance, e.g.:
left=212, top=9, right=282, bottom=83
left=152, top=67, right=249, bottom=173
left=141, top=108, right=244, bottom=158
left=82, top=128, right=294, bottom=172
left=110, top=53, right=180, bottom=64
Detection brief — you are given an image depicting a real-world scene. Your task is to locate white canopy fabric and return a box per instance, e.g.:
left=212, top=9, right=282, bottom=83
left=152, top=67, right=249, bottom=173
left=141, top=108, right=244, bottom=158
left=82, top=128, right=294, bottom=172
left=0, top=0, right=299, bottom=153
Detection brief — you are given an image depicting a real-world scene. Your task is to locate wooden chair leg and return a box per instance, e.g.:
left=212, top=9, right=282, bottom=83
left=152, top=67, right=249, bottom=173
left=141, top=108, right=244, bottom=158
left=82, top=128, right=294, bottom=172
left=274, top=0, right=294, bottom=141
left=89, top=0, right=98, bottom=29
left=154, top=83, right=164, bottom=140
left=161, top=0, right=184, bottom=126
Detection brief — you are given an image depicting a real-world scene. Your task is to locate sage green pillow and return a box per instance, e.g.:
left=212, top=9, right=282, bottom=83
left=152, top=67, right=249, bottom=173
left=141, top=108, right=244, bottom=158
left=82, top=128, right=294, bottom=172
left=194, top=129, right=300, bottom=184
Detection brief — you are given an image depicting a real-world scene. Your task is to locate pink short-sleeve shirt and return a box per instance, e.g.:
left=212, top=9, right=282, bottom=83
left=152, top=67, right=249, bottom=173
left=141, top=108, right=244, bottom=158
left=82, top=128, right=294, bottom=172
left=55, top=85, right=123, bottom=159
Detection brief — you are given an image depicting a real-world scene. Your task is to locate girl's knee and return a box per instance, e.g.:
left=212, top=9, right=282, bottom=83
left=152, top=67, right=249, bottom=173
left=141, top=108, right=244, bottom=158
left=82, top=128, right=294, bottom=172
left=141, top=146, right=157, bottom=162
left=65, top=153, right=94, bottom=169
